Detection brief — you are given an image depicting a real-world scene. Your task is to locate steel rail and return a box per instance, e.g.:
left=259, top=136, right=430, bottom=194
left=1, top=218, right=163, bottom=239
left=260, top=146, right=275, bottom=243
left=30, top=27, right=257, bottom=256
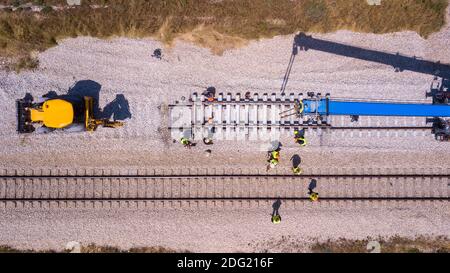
left=170, top=125, right=432, bottom=130
left=0, top=173, right=448, bottom=179
left=1, top=197, right=448, bottom=201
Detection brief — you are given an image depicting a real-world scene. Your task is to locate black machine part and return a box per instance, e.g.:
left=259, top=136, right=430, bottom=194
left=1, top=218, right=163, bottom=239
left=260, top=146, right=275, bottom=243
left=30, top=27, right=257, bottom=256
left=203, top=87, right=216, bottom=98
left=16, top=98, right=35, bottom=133
left=429, top=118, right=450, bottom=141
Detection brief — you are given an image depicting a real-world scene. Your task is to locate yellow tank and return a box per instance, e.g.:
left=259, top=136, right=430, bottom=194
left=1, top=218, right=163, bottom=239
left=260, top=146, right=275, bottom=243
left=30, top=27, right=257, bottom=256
left=30, top=99, right=74, bottom=129
left=17, top=95, right=124, bottom=133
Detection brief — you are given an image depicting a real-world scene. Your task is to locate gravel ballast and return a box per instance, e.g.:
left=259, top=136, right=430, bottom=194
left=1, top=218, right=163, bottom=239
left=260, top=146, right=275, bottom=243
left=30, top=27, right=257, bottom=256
left=0, top=203, right=449, bottom=252
left=0, top=5, right=449, bottom=253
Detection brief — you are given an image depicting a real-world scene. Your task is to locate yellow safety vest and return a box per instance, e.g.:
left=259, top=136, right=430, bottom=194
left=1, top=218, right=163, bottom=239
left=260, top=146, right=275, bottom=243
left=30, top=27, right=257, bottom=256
left=296, top=137, right=307, bottom=146
left=180, top=138, right=189, bottom=145
left=272, top=215, right=281, bottom=224
left=271, top=151, right=279, bottom=159
left=310, top=192, right=319, bottom=201
left=292, top=167, right=303, bottom=174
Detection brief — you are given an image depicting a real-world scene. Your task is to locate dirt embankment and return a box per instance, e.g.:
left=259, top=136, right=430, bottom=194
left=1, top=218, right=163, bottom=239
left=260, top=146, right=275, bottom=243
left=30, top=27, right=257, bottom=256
left=0, top=0, right=448, bottom=70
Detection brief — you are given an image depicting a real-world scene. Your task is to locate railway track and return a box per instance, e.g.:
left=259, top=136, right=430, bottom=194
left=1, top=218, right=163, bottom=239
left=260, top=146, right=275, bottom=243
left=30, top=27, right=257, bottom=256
left=1, top=171, right=448, bottom=209
left=2, top=96, right=433, bottom=142
left=169, top=93, right=434, bottom=141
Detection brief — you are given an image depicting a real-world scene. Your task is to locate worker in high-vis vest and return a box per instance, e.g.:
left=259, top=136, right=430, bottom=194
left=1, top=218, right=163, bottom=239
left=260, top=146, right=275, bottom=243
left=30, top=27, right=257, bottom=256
left=180, top=137, right=196, bottom=148
left=290, top=154, right=302, bottom=175
left=292, top=166, right=303, bottom=175
left=267, top=150, right=280, bottom=169
left=309, top=191, right=319, bottom=201
left=308, top=178, right=319, bottom=201
left=271, top=214, right=281, bottom=224
left=180, top=137, right=190, bottom=145
left=271, top=150, right=280, bottom=160
left=294, top=129, right=307, bottom=147
left=271, top=199, right=281, bottom=224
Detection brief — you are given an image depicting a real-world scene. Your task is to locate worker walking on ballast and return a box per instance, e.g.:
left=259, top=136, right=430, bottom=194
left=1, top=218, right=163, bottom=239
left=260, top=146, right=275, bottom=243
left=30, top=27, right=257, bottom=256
left=271, top=213, right=281, bottom=224
left=267, top=150, right=280, bottom=171
left=180, top=137, right=196, bottom=148
left=290, top=154, right=303, bottom=175
left=271, top=199, right=282, bottom=224
left=308, top=179, right=319, bottom=202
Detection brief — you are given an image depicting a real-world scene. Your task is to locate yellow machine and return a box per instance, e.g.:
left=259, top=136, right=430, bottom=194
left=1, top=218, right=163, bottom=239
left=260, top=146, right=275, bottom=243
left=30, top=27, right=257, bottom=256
left=29, top=99, right=74, bottom=129
left=17, top=95, right=123, bottom=133
left=83, top=97, right=124, bottom=132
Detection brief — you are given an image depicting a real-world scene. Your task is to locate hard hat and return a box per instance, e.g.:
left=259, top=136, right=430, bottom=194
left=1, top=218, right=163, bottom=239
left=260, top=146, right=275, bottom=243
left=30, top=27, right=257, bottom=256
left=298, top=137, right=307, bottom=146
left=272, top=215, right=281, bottom=224
left=294, top=130, right=299, bottom=134
left=310, top=192, right=319, bottom=201
left=292, top=167, right=303, bottom=174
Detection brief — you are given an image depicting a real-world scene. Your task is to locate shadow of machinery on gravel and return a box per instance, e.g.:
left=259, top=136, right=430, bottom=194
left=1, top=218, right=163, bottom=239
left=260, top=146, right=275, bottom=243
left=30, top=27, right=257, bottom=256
left=280, top=32, right=450, bottom=93
left=293, top=32, right=450, bottom=81
left=63, top=80, right=131, bottom=121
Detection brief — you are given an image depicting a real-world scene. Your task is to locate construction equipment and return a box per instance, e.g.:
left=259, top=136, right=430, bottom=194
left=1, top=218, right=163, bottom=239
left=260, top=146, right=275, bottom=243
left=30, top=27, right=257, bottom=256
left=169, top=32, right=450, bottom=142
left=169, top=91, right=450, bottom=141
left=17, top=94, right=123, bottom=133
left=284, top=32, right=450, bottom=141
left=279, top=99, right=304, bottom=119
left=286, top=91, right=450, bottom=140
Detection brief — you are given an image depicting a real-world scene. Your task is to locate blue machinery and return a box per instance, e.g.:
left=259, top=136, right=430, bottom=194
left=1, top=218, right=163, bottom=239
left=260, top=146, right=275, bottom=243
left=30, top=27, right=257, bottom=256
left=179, top=33, right=450, bottom=141
left=302, top=98, right=450, bottom=118
left=277, top=90, right=450, bottom=141
left=276, top=33, right=450, bottom=141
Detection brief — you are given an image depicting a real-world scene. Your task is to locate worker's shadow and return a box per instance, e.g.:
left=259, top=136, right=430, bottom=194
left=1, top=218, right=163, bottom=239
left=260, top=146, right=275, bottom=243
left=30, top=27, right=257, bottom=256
left=290, top=154, right=301, bottom=168
left=67, top=80, right=131, bottom=121
left=272, top=199, right=281, bottom=217
left=308, top=179, right=317, bottom=192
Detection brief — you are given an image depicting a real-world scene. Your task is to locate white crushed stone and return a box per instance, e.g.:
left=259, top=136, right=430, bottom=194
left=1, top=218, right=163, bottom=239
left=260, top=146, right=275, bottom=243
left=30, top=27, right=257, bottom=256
left=0, top=5, right=449, bottom=252
left=1, top=15, right=450, bottom=169
left=0, top=203, right=448, bottom=252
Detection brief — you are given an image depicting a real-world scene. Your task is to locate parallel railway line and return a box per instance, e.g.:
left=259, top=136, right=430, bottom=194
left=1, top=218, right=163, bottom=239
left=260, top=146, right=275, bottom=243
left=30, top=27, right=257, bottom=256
left=1, top=171, right=448, bottom=208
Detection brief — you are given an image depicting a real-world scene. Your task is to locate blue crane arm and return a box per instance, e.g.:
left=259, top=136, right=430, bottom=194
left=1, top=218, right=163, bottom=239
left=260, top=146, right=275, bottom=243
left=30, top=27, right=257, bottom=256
left=302, top=99, right=450, bottom=117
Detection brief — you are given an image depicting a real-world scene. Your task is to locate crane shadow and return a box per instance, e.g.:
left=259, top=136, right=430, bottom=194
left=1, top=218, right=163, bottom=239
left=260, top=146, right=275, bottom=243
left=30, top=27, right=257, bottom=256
left=294, top=32, right=450, bottom=80
left=280, top=41, right=298, bottom=93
